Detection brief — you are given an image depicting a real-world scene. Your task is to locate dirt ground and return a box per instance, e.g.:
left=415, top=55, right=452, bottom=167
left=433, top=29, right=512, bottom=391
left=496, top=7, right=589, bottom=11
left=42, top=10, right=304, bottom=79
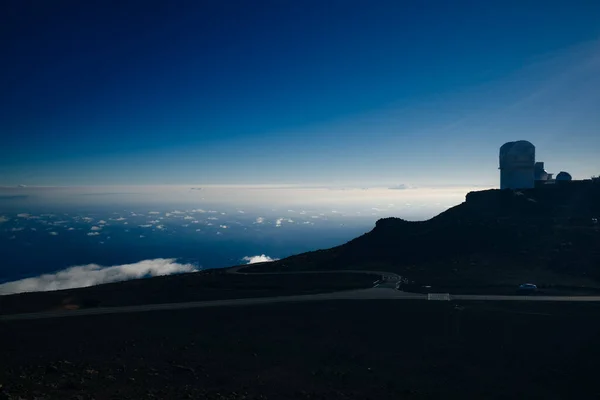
left=1, top=300, right=599, bottom=399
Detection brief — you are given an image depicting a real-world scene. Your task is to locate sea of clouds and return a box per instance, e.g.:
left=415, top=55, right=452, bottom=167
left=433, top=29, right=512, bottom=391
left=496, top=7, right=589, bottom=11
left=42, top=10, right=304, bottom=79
left=0, top=258, right=198, bottom=295
left=0, top=254, right=278, bottom=295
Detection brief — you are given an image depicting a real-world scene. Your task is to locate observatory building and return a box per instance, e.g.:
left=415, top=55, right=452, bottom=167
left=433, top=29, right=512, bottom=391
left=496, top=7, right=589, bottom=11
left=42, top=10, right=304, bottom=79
left=556, top=171, right=573, bottom=181
left=499, top=140, right=536, bottom=189
left=499, top=140, right=575, bottom=189
left=534, top=162, right=553, bottom=182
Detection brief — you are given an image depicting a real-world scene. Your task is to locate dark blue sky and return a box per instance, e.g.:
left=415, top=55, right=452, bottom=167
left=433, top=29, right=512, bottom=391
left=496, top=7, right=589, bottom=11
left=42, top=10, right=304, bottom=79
left=1, top=0, right=599, bottom=186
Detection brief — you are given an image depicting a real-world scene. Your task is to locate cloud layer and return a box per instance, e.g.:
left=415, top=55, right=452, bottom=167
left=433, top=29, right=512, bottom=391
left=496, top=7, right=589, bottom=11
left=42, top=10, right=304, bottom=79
left=242, top=254, right=278, bottom=264
left=0, top=258, right=198, bottom=295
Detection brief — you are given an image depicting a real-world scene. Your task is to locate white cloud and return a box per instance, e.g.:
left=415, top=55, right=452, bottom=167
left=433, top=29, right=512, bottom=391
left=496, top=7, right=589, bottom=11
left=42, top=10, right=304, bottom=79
left=183, top=216, right=194, bottom=220
left=17, top=213, right=30, bottom=218
left=148, top=211, right=160, bottom=215
left=207, top=217, right=218, bottom=220
left=0, top=216, right=9, bottom=223
left=255, top=217, right=265, bottom=224
left=111, top=217, right=126, bottom=221
left=10, top=227, right=24, bottom=232
left=242, top=254, right=278, bottom=264
left=219, top=225, right=228, bottom=229
left=68, top=227, right=75, bottom=231
left=98, top=220, right=107, bottom=225
left=48, top=232, right=58, bottom=236
left=192, top=209, right=206, bottom=213
left=87, top=232, right=100, bottom=236
left=90, top=226, right=102, bottom=231
left=274, top=218, right=293, bottom=227
left=388, top=184, right=409, bottom=190
left=139, top=224, right=152, bottom=228
left=0, top=258, right=199, bottom=295
left=82, top=217, right=93, bottom=222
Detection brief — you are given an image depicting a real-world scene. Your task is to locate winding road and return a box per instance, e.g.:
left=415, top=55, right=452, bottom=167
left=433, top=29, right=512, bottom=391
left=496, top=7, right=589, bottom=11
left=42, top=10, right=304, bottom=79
left=2, top=266, right=600, bottom=322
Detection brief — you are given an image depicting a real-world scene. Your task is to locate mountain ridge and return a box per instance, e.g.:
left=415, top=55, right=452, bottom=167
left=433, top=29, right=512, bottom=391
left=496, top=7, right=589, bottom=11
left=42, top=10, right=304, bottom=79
left=245, top=181, right=600, bottom=290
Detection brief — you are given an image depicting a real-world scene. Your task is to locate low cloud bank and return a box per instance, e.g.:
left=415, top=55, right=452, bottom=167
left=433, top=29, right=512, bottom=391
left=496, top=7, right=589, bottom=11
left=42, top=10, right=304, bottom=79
left=0, top=258, right=198, bottom=295
left=389, top=184, right=410, bottom=190
left=242, top=254, right=278, bottom=264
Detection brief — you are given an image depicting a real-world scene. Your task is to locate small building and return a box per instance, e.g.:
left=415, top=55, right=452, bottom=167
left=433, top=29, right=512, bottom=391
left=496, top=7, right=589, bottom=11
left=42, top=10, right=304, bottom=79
left=556, top=171, right=573, bottom=182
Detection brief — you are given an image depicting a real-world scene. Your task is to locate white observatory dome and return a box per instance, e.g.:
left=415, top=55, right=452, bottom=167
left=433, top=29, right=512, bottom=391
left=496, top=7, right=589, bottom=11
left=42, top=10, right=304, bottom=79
left=499, top=140, right=536, bottom=189
left=556, top=171, right=572, bottom=181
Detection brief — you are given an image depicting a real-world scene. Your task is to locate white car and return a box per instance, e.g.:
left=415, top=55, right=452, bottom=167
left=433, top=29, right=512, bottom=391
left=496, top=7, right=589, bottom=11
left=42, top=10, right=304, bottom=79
left=518, top=283, right=537, bottom=293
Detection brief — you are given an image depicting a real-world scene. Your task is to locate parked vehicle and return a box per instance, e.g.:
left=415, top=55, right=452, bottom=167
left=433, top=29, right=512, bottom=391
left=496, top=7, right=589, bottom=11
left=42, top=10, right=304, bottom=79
left=517, top=283, right=538, bottom=294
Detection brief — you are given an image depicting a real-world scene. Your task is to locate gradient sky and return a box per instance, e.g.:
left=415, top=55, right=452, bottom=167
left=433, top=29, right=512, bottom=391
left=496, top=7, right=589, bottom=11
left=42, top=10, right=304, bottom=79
left=1, top=0, right=599, bottom=187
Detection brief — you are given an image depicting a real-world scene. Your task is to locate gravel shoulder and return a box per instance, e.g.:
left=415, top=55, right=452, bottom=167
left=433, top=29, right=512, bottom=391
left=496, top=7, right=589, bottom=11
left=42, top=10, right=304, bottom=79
left=2, top=300, right=599, bottom=399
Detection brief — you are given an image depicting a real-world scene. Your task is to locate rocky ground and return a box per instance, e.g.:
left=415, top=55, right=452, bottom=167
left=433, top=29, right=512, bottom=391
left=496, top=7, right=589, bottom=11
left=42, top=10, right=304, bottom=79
left=2, top=300, right=600, bottom=399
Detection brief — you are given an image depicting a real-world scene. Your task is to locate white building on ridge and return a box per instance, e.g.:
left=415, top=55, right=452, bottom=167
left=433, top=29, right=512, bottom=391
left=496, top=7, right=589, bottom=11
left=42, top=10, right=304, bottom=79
left=499, top=140, right=536, bottom=189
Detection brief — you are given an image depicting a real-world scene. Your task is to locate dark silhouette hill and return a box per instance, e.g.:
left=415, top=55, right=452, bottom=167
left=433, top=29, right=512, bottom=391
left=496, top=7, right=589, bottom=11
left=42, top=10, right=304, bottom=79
left=246, top=181, right=600, bottom=291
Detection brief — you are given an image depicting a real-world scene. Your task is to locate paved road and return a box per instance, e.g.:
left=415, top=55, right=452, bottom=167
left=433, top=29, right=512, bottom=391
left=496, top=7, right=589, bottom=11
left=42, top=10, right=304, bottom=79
left=228, top=265, right=401, bottom=282
left=451, top=294, right=600, bottom=302
left=0, top=286, right=423, bottom=322
left=3, top=267, right=600, bottom=322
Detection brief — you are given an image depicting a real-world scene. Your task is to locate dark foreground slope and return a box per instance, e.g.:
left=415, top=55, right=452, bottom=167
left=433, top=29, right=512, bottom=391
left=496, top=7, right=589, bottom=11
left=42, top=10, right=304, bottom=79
left=247, top=181, right=600, bottom=291
left=0, top=270, right=375, bottom=315
left=2, top=300, right=600, bottom=399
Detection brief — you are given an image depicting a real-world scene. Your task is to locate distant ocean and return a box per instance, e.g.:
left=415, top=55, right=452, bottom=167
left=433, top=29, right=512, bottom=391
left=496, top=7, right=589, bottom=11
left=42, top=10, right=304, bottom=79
left=0, top=185, right=476, bottom=293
